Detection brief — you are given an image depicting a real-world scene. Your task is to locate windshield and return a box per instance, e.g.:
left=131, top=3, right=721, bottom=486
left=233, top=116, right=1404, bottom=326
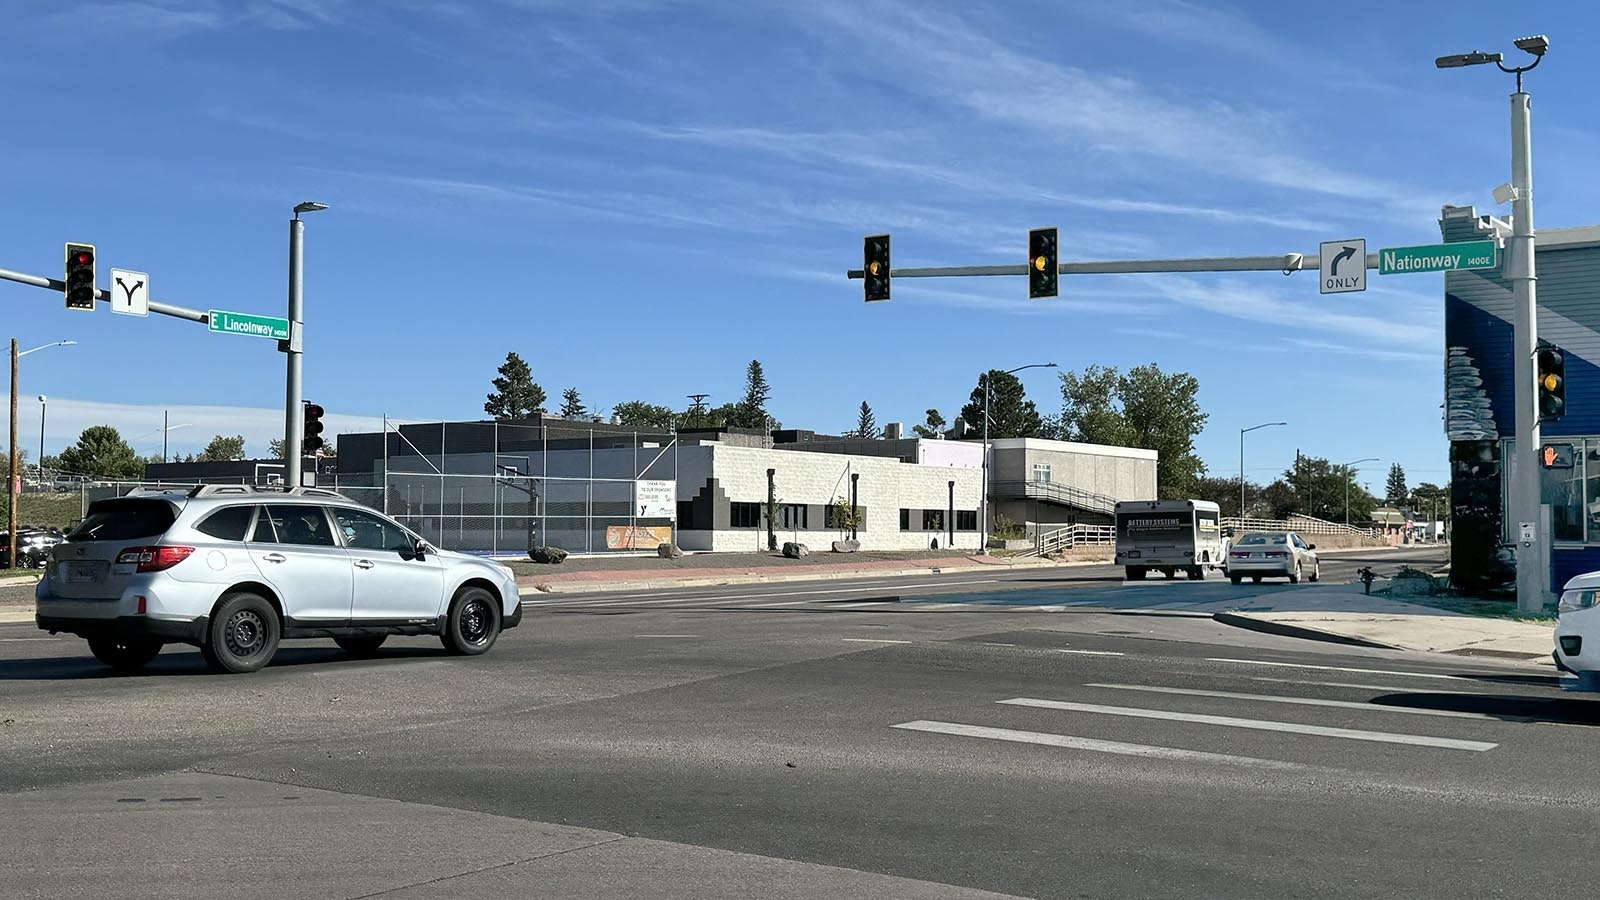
left=68, top=499, right=179, bottom=542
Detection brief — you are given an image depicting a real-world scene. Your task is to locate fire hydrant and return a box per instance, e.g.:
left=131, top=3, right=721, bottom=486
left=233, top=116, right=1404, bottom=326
left=1357, top=566, right=1377, bottom=595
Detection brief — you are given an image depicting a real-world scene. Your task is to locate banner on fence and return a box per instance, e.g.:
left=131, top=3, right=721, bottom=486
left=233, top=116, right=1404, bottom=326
left=606, top=524, right=674, bottom=550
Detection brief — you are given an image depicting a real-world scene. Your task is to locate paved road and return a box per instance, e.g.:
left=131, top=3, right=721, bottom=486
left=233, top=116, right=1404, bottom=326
left=8, top=543, right=1585, bottom=900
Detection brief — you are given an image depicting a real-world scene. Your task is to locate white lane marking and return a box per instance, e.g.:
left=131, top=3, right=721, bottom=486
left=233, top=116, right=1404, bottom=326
left=1056, top=649, right=1125, bottom=657
left=634, top=634, right=699, bottom=638
left=891, top=721, right=1305, bottom=769
left=909, top=603, right=980, bottom=612
left=1245, top=676, right=1482, bottom=696
left=1087, top=684, right=1493, bottom=720
left=1205, top=658, right=1473, bottom=681
left=842, top=638, right=913, bottom=644
left=997, top=698, right=1496, bottom=751
left=0, top=637, right=58, bottom=642
left=526, top=578, right=1003, bottom=609
left=981, top=642, right=1018, bottom=647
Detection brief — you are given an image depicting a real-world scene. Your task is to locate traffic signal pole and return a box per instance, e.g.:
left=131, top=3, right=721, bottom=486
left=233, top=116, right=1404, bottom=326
left=1508, top=88, right=1544, bottom=614
left=846, top=250, right=1369, bottom=281
left=0, top=267, right=209, bottom=323
left=283, top=216, right=305, bottom=486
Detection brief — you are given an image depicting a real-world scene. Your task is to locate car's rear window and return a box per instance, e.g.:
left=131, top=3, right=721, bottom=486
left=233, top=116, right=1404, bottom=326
left=195, top=505, right=256, bottom=542
left=68, top=499, right=179, bottom=542
left=1236, top=533, right=1287, bottom=545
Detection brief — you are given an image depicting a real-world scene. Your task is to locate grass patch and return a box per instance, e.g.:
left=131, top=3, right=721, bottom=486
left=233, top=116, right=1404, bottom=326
left=0, top=492, right=84, bottom=531
left=1385, top=592, right=1556, bottom=624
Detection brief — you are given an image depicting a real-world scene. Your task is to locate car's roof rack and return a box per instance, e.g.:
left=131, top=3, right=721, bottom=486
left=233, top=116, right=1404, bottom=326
left=185, top=484, right=351, bottom=501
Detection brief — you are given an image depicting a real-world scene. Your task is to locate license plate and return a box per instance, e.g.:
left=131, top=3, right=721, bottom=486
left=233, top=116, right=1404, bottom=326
left=66, top=562, right=100, bottom=583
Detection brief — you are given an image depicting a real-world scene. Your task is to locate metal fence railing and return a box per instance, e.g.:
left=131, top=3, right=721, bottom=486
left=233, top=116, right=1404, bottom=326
left=1221, top=515, right=1379, bottom=539
left=1023, top=523, right=1117, bottom=557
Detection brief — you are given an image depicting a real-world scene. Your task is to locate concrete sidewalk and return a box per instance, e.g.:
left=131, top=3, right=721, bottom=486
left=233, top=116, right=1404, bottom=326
left=1213, top=586, right=1555, bottom=663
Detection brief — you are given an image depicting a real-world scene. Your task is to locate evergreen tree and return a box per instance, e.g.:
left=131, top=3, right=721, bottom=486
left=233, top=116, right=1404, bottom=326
left=850, top=402, right=878, bottom=438
left=959, top=370, right=1041, bottom=439
left=559, top=387, right=586, bottom=419
left=1385, top=463, right=1408, bottom=506
left=731, top=360, right=775, bottom=430
left=483, top=352, right=547, bottom=419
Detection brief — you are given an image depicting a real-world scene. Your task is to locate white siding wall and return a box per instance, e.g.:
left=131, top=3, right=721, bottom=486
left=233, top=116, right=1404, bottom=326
left=679, top=443, right=983, bottom=552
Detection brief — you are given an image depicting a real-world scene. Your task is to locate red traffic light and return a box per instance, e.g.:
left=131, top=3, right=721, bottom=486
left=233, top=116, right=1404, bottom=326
left=75, top=252, right=91, bottom=265
left=304, top=403, right=324, bottom=418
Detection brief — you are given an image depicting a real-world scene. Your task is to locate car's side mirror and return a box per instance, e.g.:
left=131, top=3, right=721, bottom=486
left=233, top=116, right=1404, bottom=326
left=1308, top=543, right=1317, bottom=550
left=411, top=539, right=428, bottom=561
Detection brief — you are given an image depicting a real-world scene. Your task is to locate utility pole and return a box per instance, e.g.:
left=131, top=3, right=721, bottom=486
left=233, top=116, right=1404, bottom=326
left=8, top=340, right=16, bottom=569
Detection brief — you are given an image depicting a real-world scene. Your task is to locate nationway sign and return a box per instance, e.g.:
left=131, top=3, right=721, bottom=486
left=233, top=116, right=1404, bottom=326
left=1378, top=240, right=1497, bottom=275
left=208, top=309, right=290, bottom=340
left=109, top=268, right=149, bottom=317
left=1319, top=239, right=1366, bottom=294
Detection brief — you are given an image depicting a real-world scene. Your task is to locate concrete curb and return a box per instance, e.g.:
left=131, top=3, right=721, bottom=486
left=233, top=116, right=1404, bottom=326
left=519, top=556, right=1088, bottom=595
left=1210, top=611, right=1400, bottom=650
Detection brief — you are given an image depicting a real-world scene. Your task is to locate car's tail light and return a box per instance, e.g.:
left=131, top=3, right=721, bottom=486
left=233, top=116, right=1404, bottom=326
left=1229, top=551, right=1250, bottom=559
left=116, top=546, right=195, bottom=572
left=1263, top=551, right=1289, bottom=558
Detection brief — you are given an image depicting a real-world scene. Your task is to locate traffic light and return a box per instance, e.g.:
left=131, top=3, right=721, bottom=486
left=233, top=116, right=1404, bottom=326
left=64, top=242, right=96, bottom=311
left=863, top=234, right=890, bottom=302
left=1028, top=227, right=1057, bottom=299
left=1537, top=346, right=1566, bottom=421
left=302, top=402, right=326, bottom=455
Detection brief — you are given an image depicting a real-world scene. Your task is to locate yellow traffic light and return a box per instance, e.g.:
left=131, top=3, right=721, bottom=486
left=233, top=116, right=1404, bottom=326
left=1541, top=373, right=1559, bottom=391
left=1033, top=255, right=1048, bottom=272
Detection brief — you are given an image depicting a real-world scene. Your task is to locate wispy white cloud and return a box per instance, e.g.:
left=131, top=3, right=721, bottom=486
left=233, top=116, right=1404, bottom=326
left=1140, top=275, right=1438, bottom=346
left=789, top=0, right=1440, bottom=219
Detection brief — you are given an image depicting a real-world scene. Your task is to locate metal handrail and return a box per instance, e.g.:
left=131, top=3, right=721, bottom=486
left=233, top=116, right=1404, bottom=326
left=989, top=480, right=1118, bottom=515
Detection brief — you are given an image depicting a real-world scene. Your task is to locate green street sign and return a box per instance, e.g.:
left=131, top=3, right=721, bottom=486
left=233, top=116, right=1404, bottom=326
left=1378, top=240, right=1498, bottom=275
left=208, top=309, right=289, bottom=340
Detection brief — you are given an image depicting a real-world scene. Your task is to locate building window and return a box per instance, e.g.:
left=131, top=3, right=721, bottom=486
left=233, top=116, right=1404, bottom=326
left=1032, top=463, right=1052, bottom=483
left=922, top=509, right=945, bottom=532
left=730, top=502, right=762, bottom=528
left=900, top=509, right=912, bottom=531
left=956, top=510, right=978, bottom=531
left=780, top=504, right=808, bottom=529
left=677, top=500, right=697, bottom=530
left=825, top=504, right=863, bottom=529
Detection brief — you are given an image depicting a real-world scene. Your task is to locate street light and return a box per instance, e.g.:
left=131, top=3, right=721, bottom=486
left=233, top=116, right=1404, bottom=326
left=1436, top=34, right=1548, bottom=613
left=980, top=362, right=1057, bottom=554
left=1239, top=422, right=1287, bottom=518
left=36, top=395, right=45, bottom=479
left=1341, top=457, right=1378, bottom=526
left=284, top=201, right=327, bottom=486
left=8, top=339, right=76, bottom=568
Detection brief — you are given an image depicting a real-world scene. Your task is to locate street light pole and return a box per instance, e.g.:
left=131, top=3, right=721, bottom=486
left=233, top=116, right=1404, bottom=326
left=1436, top=34, right=1549, bottom=614
left=1239, top=422, right=1287, bottom=518
left=37, top=395, right=45, bottom=474
left=979, top=362, right=1056, bottom=554
left=284, top=201, right=326, bottom=488
left=7, top=340, right=75, bottom=568
left=1341, top=457, right=1378, bottom=526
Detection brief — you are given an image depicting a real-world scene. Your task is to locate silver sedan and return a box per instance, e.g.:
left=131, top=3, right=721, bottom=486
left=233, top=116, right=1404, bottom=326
left=1226, top=531, right=1320, bottom=584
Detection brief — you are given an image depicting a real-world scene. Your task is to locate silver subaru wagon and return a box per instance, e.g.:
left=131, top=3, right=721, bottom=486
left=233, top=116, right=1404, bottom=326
left=36, top=485, right=522, bottom=673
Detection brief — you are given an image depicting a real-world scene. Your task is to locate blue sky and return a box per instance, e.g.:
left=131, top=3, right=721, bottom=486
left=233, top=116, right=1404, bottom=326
left=4, top=0, right=1597, bottom=491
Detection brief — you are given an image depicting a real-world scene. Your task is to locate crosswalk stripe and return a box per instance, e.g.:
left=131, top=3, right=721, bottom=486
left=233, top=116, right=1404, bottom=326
left=997, top=698, right=1497, bottom=751
left=1205, top=658, right=1473, bottom=681
left=1086, top=683, right=1494, bottom=720
left=891, top=721, right=1305, bottom=769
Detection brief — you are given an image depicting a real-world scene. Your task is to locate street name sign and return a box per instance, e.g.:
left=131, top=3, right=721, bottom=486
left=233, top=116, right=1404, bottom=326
left=109, top=268, right=149, bottom=316
left=1319, top=238, right=1366, bottom=294
left=208, top=309, right=290, bottom=340
left=1378, top=240, right=1497, bottom=275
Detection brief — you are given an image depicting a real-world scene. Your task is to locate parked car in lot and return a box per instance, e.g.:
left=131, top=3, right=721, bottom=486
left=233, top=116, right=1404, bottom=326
left=1226, top=531, right=1319, bottom=584
left=35, top=485, right=522, bottom=673
left=0, top=528, right=66, bottom=569
left=1555, top=571, right=1600, bottom=681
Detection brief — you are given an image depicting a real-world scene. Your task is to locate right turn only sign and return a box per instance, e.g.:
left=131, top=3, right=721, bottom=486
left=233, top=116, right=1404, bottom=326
left=1320, top=238, right=1366, bottom=294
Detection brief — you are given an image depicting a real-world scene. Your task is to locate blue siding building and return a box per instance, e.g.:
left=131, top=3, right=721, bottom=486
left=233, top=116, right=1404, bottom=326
left=1443, top=206, right=1600, bottom=591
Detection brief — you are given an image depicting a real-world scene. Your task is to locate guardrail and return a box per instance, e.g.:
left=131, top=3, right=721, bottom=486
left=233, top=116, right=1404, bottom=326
left=1221, top=515, right=1379, bottom=538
